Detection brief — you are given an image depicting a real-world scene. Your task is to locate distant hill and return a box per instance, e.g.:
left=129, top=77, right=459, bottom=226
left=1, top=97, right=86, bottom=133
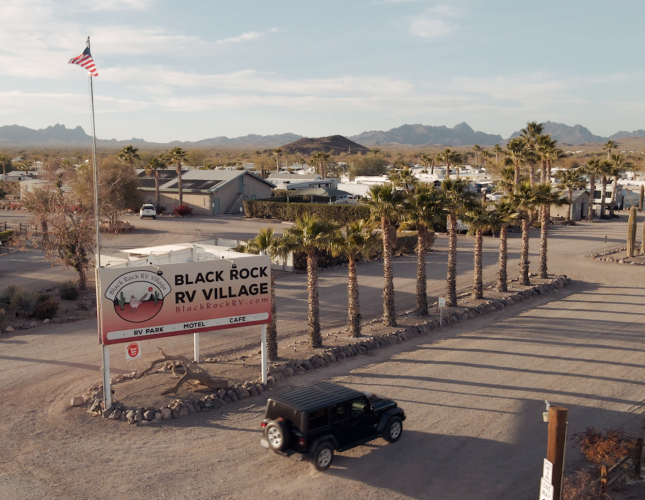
left=349, top=123, right=503, bottom=147
left=608, top=130, right=645, bottom=140
left=0, top=124, right=92, bottom=144
left=280, top=135, right=369, bottom=155
left=509, top=121, right=606, bottom=145
left=174, top=133, right=302, bottom=148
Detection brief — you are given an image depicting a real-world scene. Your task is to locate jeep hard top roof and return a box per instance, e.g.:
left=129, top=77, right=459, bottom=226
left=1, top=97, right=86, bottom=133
left=270, top=382, right=364, bottom=412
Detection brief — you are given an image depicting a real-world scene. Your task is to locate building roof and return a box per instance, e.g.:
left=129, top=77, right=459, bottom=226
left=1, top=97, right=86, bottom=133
left=268, top=172, right=321, bottom=180
left=153, top=169, right=275, bottom=192
left=135, top=169, right=180, bottom=189
left=296, top=187, right=352, bottom=197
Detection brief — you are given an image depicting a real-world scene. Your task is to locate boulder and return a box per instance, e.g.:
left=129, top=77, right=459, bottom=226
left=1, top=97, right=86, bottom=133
left=125, top=410, right=136, bottom=423
left=70, top=396, right=85, bottom=407
left=143, top=410, right=155, bottom=421
left=5, top=326, right=14, bottom=332
left=178, top=407, right=190, bottom=417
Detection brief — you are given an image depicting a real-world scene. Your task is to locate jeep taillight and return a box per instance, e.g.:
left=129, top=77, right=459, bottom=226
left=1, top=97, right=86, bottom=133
left=261, top=422, right=267, bottom=429
left=298, top=437, right=306, bottom=447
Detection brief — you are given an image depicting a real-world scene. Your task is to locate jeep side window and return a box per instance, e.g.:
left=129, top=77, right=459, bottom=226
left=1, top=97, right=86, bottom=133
left=308, top=408, right=328, bottom=430
left=350, top=397, right=369, bottom=417
left=331, top=404, right=348, bottom=423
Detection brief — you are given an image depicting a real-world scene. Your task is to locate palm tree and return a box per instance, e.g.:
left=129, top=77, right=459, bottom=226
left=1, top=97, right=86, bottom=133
left=402, top=185, right=445, bottom=315
left=117, top=145, right=140, bottom=168
left=441, top=178, right=475, bottom=306
left=472, top=144, right=483, bottom=166
left=395, top=168, right=416, bottom=193
left=493, top=144, right=503, bottom=164
left=240, top=227, right=291, bottom=359
left=0, top=155, right=12, bottom=176
left=608, top=154, right=630, bottom=217
left=520, top=123, right=544, bottom=186
left=272, top=148, right=283, bottom=173
left=511, top=182, right=537, bottom=285
left=253, top=150, right=265, bottom=178
left=598, top=160, right=614, bottom=217
left=311, top=151, right=331, bottom=179
left=168, top=147, right=188, bottom=205
left=536, top=134, right=557, bottom=183
left=371, top=148, right=382, bottom=157
left=534, top=184, right=562, bottom=279
left=505, top=138, right=527, bottom=190
left=584, top=158, right=601, bottom=221
left=437, top=148, right=463, bottom=179
left=555, top=168, right=585, bottom=222
left=330, top=221, right=379, bottom=337
left=144, top=155, right=166, bottom=207
left=545, top=146, right=565, bottom=182
left=488, top=200, right=515, bottom=292
left=366, top=184, right=405, bottom=326
left=603, top=140, right=618, bottom=161
left=283, top=215, right=336, bottom=348
left=495, top=166, right=516, bottom=194
left=463, top=204, right=491, bottom=299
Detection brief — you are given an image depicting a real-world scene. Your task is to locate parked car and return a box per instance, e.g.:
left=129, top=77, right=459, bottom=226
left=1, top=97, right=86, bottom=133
left=260, top=382, right=406, bottom=471
left=140, top=204, right=157, bottom=219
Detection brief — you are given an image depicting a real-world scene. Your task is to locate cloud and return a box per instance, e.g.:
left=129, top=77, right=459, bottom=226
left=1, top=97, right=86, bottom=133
left=0, top=91, right=147, bottom=115
left=408, top=3, right=466, bottom=39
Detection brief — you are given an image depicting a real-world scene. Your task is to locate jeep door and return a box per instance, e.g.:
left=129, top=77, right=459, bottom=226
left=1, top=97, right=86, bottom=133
left=329, top=403, right=351, bottom=447
left=348, top=396, right=378, bottom=441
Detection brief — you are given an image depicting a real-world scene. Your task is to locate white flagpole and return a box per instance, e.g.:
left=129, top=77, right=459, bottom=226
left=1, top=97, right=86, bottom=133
left=85, top=36, right=111, bottom=409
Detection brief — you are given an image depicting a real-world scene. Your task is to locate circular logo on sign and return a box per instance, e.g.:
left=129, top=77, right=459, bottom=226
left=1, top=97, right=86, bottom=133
left=113, top=281, right=165, bottom=323
left=127, top=343, right=139, bottom=358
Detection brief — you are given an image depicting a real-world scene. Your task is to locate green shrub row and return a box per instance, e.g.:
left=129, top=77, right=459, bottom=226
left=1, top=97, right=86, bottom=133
left=0, top=230, right=14, bottom=243
left=244, top=200, right=370, bottom=225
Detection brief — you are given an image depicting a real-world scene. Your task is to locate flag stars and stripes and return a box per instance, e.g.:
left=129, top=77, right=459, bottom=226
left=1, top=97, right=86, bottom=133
left=69, top=46, right=98, bottom=77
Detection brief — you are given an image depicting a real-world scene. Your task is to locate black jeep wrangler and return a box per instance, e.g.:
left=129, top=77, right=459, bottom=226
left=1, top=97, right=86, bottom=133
left=260, top=382, right=406, bottom=471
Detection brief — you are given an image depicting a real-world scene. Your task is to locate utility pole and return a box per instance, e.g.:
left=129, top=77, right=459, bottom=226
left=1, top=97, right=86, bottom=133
left=546, top=406, right=568, bottom=500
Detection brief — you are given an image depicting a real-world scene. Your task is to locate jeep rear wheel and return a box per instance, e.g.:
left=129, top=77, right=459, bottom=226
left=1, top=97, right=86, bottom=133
left=384, top=416, right=403, bottom=443
left=266, top=420, right=289, bottom=451
left=313, top=443, right=334, bottom=471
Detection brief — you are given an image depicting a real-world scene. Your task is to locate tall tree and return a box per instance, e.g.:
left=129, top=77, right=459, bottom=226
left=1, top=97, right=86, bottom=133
left=463, top=204, right=491, bottom=299
left=534, top=184, right=562, bottom=279
left=116, top=145, right=140, bottom=168
left=492, top=144, right=503, bottom=164
left=330, top=220, right=379, bottom=337
left=608, top=154, right=630, bottom=217
left=505, top=138, right=527, bottom=191
left=598, top=160, right=614, bottom=217
left=402, top=186, right=445, bottom=315
left=555, top=168, right=585, bottom=222
left=536, top=134, right=557, bottom=183
left=272, top=148, right=283, bottom=174
left=144, top=156, right=165, bottom=207
left=441, top=178, right=475, bottom=306
left=239, top=227, right=292, bottom=359
left=437, top=148, right=463, bottom=179
left=488, top=200, right=515, bottom=292
left=0, top=155, right=11, bottom=176
left=472, top=144, right=483, bottom=166
left=283, top=215, right=336, bottom=348
left=584, top=158, right=601, bottom=221
left=603, top=140, right=618, bottom=161
left=511, top=182, right=537, bottom=285
left=366, top=184, right=405, bottom=326
left=311, top=151, right=331, bottom=179
left=168, top=147, right=188, bottom=205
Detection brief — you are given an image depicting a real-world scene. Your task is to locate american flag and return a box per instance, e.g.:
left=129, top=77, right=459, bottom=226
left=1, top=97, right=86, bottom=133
left=68, top=38, right=98, bottom=77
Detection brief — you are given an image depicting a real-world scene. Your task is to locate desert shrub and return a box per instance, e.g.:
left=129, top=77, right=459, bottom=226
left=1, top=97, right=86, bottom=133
left=0, top=283, right=22, bottom=307
left=60, top=281, right=80, bottom=301
left=10, top=288, right=37, bottom=317
left=562, top=470, right=601, bottom=500
left=155, top=204, right=166, bottom=215
left=0, top=230, right=14, bottom=243
left=244, top=200, right=370, bottom=225
left=573, top=428, right=635, bottom=469
left=173, top=204, right=193, bottom=217
left=34, top=298, right=59, bottom=320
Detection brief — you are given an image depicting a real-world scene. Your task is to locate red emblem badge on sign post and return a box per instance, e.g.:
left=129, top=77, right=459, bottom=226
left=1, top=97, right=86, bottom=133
left=125, top=342, right=141, bottom=361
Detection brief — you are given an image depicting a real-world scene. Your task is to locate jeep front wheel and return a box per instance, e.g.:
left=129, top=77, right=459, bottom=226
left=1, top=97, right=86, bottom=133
left=266, top=420, right=289, bottom=451
left=313, top=443, right=334, bottom=471
left=384, top=416, right=403, bottom=443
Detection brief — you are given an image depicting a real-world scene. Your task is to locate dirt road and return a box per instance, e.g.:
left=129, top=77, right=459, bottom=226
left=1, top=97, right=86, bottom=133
left=0, top=216, right=643, bottom=499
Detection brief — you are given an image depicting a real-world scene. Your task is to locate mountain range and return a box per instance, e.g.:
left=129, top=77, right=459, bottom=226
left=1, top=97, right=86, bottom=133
left=2, top=122, right=645, bottom=148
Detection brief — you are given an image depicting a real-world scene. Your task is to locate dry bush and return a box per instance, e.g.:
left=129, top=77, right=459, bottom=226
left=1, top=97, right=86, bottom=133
left=562, top=470, right=605, bottom=500
left=573, top=428, right=635, bottom=469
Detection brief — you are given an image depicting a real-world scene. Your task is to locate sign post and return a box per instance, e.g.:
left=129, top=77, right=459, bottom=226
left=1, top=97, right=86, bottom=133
left=261, top=324, right=268, bottom=385
left=438, top=296, right=446, bottom=326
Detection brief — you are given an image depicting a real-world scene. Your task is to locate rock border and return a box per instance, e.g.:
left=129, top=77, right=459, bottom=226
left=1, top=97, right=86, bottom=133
left=588, top=246, right=645, bottom=265
left=76, top=276, right=573, bottom=424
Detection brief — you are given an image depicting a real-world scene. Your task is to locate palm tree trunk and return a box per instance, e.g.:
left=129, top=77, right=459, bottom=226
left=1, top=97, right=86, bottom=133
left=497, top=225, right=507, bottom=292
left=382, top=217, right=396, bottom=326
left=514, top=160, right=520, bottom=191
left=472, top=228, right=483, bottom=299
left=347, top=257, right=361, bottom=337
left=541, top=159, right=547, bottom=183
left=567, top=187, right=573, bottom=222
left=547, top=159, right=553, bottom=181
left=600, top=176, right=607, bottom=217
left=416, top=224, right=428, bottom=316
left=267, top=274, right=278, bottom=359
left=529, top=163, right=535, bottom=186
left=176, top=162, right=183, bottom=205
left=539, top=205, right=548, bottom=279
left=446, top=214, right=458, bottom=307
left=587, top=174, right=595, bottom=221
left=520, top=218, right=530, bottom=286
left=307, top=249, right=321, bottom=348
left=155, top=169, right=160, bottom=207
left=609, top=175, right=618, bottom=217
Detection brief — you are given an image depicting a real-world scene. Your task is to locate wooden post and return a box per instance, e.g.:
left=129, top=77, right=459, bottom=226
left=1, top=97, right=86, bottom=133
left=600, top=465, right=608, bottom=491
left=635, top=438, right=643, bottom=479
left=546, top=406, right=568, bottom=500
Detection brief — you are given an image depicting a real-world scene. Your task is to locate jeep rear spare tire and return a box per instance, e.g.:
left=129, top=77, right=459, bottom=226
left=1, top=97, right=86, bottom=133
left=384, top=416, right=403, bottom=443
left=313, top=442, right=334, bottom=471
left=266, top=420, right=289, bottom=451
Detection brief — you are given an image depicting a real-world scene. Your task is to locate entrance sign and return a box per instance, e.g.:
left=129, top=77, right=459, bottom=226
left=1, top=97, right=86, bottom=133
left=125, top=342, right=141, bottom=361
left=99, top=255, right=272, bottom=345
left=438, top=296, right=446, bottom=308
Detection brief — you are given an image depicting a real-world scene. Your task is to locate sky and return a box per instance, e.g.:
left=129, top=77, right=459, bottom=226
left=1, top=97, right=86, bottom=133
left=1, top=0, right=644, bottom=143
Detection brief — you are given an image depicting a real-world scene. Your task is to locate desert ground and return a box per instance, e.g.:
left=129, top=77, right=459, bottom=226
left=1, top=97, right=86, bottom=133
left=0, top=211, right=643, bottom=500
